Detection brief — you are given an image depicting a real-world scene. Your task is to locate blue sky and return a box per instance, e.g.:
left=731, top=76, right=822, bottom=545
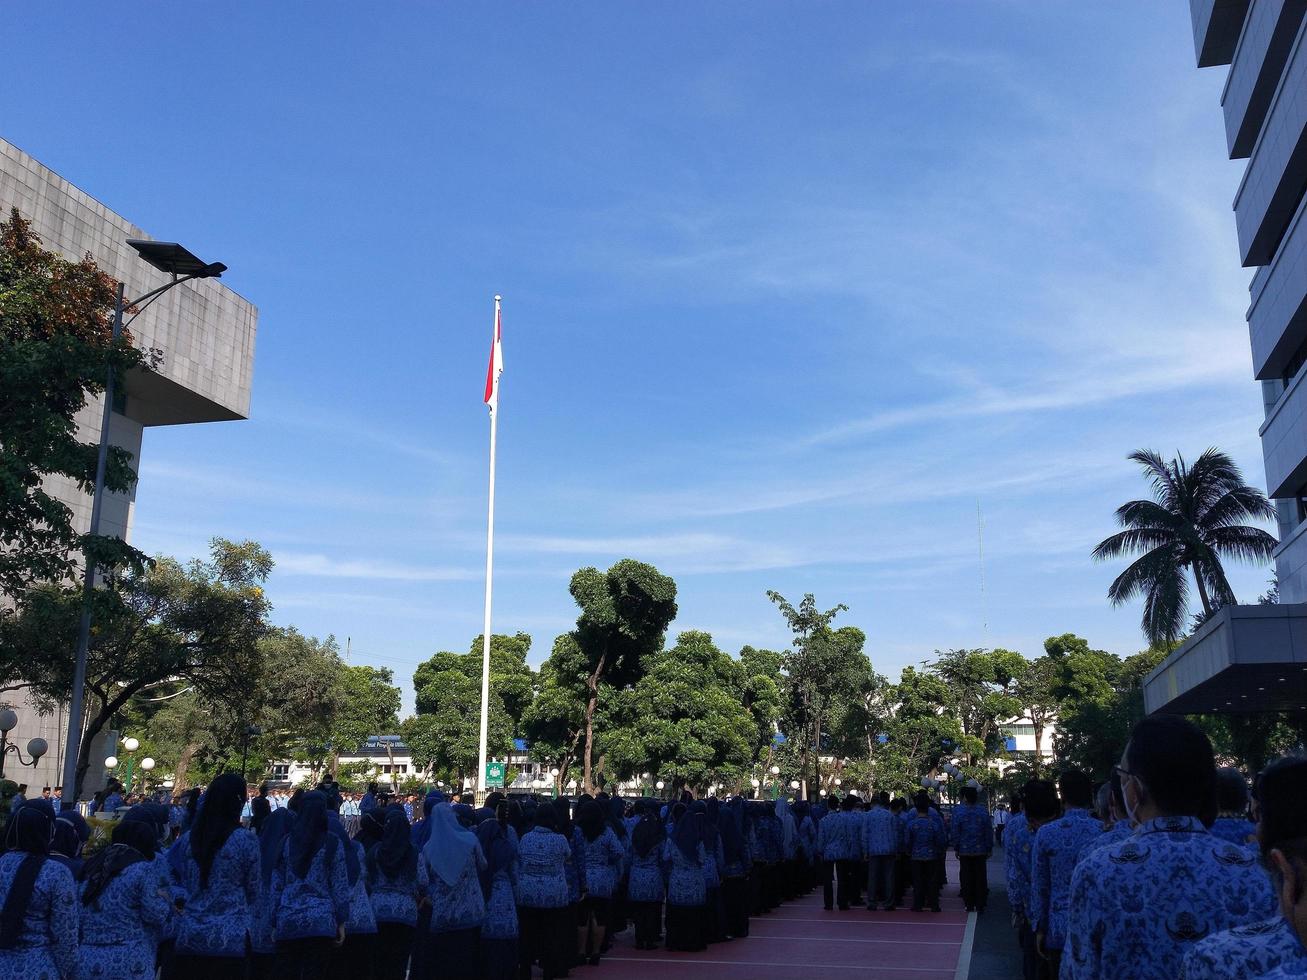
left=4, top=3, right=1273, bottom=713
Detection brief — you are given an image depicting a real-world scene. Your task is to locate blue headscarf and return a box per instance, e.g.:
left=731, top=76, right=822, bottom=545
left=410, top=791, right=446, bottom=848
left=423, top=803, right=479, bottom=888
left=259, top=807, right=296, bottom=890
left=671, top=807, right=702, bottom=861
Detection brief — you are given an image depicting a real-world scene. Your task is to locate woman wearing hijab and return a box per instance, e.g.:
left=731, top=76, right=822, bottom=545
left=173, top=772, right=261, bottom=979
left=48, top=811, right=91, bottom=877
left=77, top=819, right=171, bottom=979
left=627, top=800, right=666, bottom=950
left=367, top=806, right=428, bottom=980
left=0, top=800, right=77, bottom=980
left=553, top=796, right=584, bottom=970
left=250, top=807, right=295, bottom=980
left=337, top=826, right=377, bottom=980
left=662, top=807, right=708, bottom=952
left=573, top=797, right=623, bottom=965
left=516, top=806, right=575, bottom=980
left=719, top=798, right=751, bottom=938
left=699, top=799, right=726, bottom=943
left=420, top=803, right=486, bottom=980
left=603, top=795, right=630, bottom=948
left=272, top=790, right=351, bottom=980
left=475, top=802, right=519, bottom=980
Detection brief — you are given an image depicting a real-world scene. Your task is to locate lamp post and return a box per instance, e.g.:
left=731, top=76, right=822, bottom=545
left=119, top=737, right=140, bottom=793
left=655, top=780, right=665, bottom=799
left=240, top=725, right=262, bottom=781
left=750, top=777, right=760, bottom=799
left=59, top=241, right=228, bottom=809
left=0, top=709, right=48, bottom=779
left=139, top=757, right=155, bottom=795
left=770, top=765, right=781, bottom=800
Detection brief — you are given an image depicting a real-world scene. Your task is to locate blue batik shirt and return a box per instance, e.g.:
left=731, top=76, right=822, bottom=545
left=904, top=811, right=946, bottom=861
left=1004, top=813, right=1034, bottom=921
left=1063, top=815, right=1277, bottom=980
left=662, top=840, right=707, bottom=908
left=818, top=812, right=858, bottom=861
left=1028, top=808, right=1101, bottom=951
left=425, top=847, right=486, bottom=934
left=369, top=855, right=429, bottom=927
left=344, top=842, right=377, bottom=935
left=77, top=859, right=172, bottom=979
left=174, top=829, right=262, bottom=958
left=1076, top=819, right=1133, bottom=866
left=627, top=847, right=665, bottom=904
left=861, top=807, right=900, bottom=857
left=272, top=838, right=351, bottom=943
left=1182, top=915, right=1307, bottom=979
left=516, top=828, right=573, bottom=909
left=579, top=827, right=626, bottom=899
left=0, top=851, right=78, bottom=980
left=1209, top=817, right=1257, bottom=848
left=950, top=802, right=994, bottom=856
left=482, top=866, right=520, bottom=941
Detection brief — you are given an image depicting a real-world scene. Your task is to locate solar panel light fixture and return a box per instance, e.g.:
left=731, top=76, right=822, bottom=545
left=127, top=239, right=226, bottom=279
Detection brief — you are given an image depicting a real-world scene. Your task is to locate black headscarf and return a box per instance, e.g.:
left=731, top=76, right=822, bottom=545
left=355, top=809, right=385, bottom=849
left=696, top=800, right=720, bottom=850
left=632, top=800, right=665, bottom=858
left=607, top=796, right=628, bottom=839
left=719, top=798, right=746, bottom=866
left=290, top=791, right=332, bottom=879
left=79, top=819, right=156, bottom=907
left=576, top=798, right=606, bottom=843
left=258, top=807, right=295, bottom=890
left=552, top=797, right=573, bottom=839
left=474, top=817, right=517, bottom=899
left=369, top=805, right=417, bottom=884
left=672, top=808, right=702, bottom=861
left=189, top=773, right=246, bottom=889
left=50, top=811, right=90, bottom=864
left=0, top=800, right=54, bottom=949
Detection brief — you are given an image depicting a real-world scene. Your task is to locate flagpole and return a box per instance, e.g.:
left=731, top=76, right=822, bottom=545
left=477, top=295, right=501, bottom=800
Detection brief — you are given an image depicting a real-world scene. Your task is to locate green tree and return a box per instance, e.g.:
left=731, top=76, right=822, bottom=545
left=0, top=209, right=158, bottom=608
left=737, top=646, right=784, bottom=765
left=928, top=648, right=1026, bottom=760
left=1093, top=449, right=1277, bottom=647
left=873, top=666, right=970, bottom=796
left=601, top=631, right=756, bottom=791
left=1012, top=654, right=1059, bottom=772
left=570, top=560, right=678, bottom=792
left=2, top=538, right=272, bottom=796
left=332, top=665, right=402, bottom=754
left=520, top=634, right=590, bottom=790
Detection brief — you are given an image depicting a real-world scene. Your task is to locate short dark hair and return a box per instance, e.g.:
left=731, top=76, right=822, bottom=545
left=827, top=796, right=841, bottom=812
left=1125, top=715, right=1216, bottom=819
left=1255, top=757, right=1307, bottom=902
left=961, top=786, right=978, bottom=804
left=1058, top=769, right=1094, bottom=809
left=1215, top=767, right=1248, bottom=814
left=913, top=792, right=929, bottom=813
left=1022, top=779, right=1060, bottom=823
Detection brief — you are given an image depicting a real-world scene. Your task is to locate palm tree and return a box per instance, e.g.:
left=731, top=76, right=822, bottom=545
left=1093, top=449, right=1277, bottom=647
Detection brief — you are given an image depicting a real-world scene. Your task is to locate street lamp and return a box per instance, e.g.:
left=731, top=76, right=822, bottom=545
left=60, top=239, right=228, bottom=809
left=139, top=757, right=155, bottom=794
left=0, top=709, right=48, bottom=779
left=655, top=780, right=665, bottom=798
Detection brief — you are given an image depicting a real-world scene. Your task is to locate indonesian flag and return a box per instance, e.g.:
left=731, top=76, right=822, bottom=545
left=484, top=296, right=503, bottom=414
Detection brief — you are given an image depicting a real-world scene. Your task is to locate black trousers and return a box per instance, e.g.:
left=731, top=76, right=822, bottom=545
left=333, top=932, right=374, bottom=980
left=630, top=900, right=662, bottom=947
left=836, top=859, right=860, bottom=910
left=958, top=854, right=989, bottom=910
left=910, top=859, right=940, bottom=910
left=172, top=953, right=250, bottom=980
left=519, top=905, right=570, bottom=980
left=822, top=859, right=836, bottom=909
left=276, top=938, right=334, bottom=980
left=866, top=854, right=895, bottom=907
left=373, top=922, right=414, bottom=980
left=722, top=875, right=749, bottom=937
left=893, top=854, right=911, bottom=905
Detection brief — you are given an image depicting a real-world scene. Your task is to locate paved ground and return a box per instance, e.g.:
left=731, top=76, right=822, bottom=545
left=602, top=857, right=974, bottom=980
left=962, top=850, right=1024, bottom=980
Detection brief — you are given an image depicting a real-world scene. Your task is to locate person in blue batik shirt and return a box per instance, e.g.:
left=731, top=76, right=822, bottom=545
left=574, top=797, right=624, bottom=964
left=862, top=792, right=901, bottom=911
left=173, top=773, right=261, bottom=980
left=1209, top=767, right=1257, bottom=847
left=818, top=796, right=858, bottom=911
left=663, top=808, right=709, bottom=952
left=1182, top=756, right=1307, bottom=979
left=1029, top=769, right=1100, bottom=971
left=950, top=785, right=995, bottom=913
left=48, top=811, right=91, bottom=878
left=719, top=797, right=751, bottom=937
left=516, top=806, right=574, bottom=980
left=904, top=793, right=946, bottom=912
left=359, top=783, right=378, bottom=817
left=1064, top=716, right=1277, bottom=980
left=476, top=804, right=520, bottom=980
left=0, top=800, right=77, bottom=980
left=1078, top=773, right=1134, bottom=869
left=251, top=806, right=294, bottom=980
left=1009, top=779, right=1059, bottom=980
left=627, top=800, right=667, bottom=949
left=272, top=790, right=351, bottom=980
left=75, top=819, right=171, bottom=980
left=422, top=803, right=486, bottom=980
left=367, top=805, right=428, bottom=980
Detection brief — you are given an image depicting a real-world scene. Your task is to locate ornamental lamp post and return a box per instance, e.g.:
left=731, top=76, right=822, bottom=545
left=59, top=240, right=228, bottom=809
left=0, top=710, right=48, bottom=779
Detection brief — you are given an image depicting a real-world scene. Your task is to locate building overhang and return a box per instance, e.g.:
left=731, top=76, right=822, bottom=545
left=1142, top=603, right=1307, bottom=714
left=122, top=366, right=246, bottom=426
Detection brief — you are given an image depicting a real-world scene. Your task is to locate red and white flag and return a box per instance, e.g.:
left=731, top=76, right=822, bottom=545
left=483, top=296, right=504, bottom=414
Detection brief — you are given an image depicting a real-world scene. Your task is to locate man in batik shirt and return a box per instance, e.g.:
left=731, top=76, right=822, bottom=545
left=1030, top=769, right=1100, bottom=973
left=1063, top=716, right=1276, bottom=980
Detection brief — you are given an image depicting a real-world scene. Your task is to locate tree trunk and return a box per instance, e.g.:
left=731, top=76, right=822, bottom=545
left=173, top=743, right=200, bottom=794
left=1032, top=723, right=1043, bottom=776
left=582, top=652, right=607, bottom=794
left=1193, top=566, right=1214, bottom=616
left=810, top=710, right=822, bottom=800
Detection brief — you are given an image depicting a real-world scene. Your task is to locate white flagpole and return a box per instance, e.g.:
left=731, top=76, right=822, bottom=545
left=477, top=295, right=501, bottom=799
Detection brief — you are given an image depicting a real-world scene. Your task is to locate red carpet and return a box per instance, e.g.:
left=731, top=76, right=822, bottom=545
left=596, top=858, right=973, bottom=980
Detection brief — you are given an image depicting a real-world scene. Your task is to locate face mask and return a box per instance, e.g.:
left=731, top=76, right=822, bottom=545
left=1121, top=774, right=1140, bottom=825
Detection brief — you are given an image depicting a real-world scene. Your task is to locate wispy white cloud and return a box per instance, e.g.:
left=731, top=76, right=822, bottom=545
left=275, top=552, right=480, bottom=582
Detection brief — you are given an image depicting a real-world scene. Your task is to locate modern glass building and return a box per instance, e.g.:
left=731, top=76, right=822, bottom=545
left=1143, top=2, right=1307, bottom=715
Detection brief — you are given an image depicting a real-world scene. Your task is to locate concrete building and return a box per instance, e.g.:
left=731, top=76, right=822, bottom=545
left=0, top=137, right=258, bottom=793
left=1144, top=3, right=1307, bottom=714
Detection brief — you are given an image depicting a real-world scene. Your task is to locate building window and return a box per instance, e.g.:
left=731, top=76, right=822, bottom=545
left=1003, top=724, right=1035, bottom=736
left=271, top=764, right=289, bottom=781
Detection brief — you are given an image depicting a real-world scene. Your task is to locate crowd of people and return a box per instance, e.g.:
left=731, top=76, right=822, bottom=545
left=1003, top=715, right=1307, bottom=979
left=0, top=712, right=1303, bottom=980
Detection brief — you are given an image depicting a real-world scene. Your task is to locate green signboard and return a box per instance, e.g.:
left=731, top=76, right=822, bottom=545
left=485, top=761, right=506, bottom=788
